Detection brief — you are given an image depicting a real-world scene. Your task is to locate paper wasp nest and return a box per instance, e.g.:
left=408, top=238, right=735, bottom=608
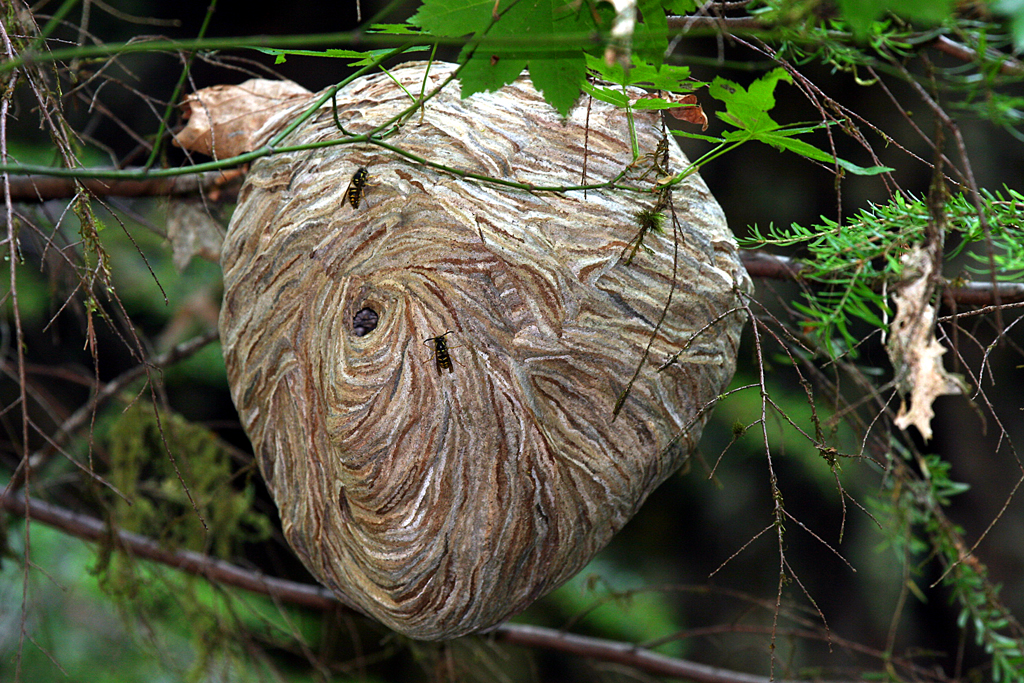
left=219, top=62, right=750, bottom=639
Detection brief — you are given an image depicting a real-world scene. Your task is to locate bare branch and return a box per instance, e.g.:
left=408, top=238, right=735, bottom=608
left=0, top=491, right=860, bottom=683
left=932, top=35, right=1024, bottom=77
left=0, top=490, right=343, bottom=611
left=666, top=15, right=1024, bottom=76
left=5, top=170, right=244, bottom=202
left=740, top=252, right=1024, bottom=306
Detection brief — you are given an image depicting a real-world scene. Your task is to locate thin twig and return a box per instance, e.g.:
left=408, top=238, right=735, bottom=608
left=4, top=329, right=219, bottom=494
left=932, top=35, right=1024, bottom=76
left=665, top=15, right=1024, bottom=77
left=1, top=14, right=36, bottom=676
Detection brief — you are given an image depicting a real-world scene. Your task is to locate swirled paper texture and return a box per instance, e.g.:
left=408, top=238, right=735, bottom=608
left=220, top=62, right=750, bottom=639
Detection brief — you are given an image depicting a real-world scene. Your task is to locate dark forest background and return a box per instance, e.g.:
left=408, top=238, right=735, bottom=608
left=3, top=1, right=1024, bottom=682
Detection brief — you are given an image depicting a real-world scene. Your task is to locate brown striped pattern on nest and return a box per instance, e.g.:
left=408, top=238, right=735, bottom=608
left=219, top=62, right=750, bottom=640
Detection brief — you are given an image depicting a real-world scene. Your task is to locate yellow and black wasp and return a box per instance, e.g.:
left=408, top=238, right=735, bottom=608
left=346, top=167, right=369, bottom=209
left=424, top=330, right=458, bottom=374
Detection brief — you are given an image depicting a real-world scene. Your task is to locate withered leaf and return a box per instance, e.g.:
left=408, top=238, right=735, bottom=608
left=175, top=79, right=313, bottom=159
left=634, top=91, right=708, bottom=130
left=167, top=199, right=225, bottom=271
left=665, top=93, right=708, bottom=130
left=886, top=245, right=965, bottom=440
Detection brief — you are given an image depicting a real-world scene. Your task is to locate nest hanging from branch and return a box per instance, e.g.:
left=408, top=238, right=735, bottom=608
left=218, top=62, right=750, bottom=640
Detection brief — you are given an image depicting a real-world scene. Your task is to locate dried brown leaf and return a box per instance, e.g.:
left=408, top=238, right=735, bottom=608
left=167, top=199, right=225, bottom=271
left=175, top=79, right=313, bottom=159
left=633, top=91, right=708, bottom=130
left=887, top=245, right=965, bottom=440
left=665, top=93, right=708, bottom=130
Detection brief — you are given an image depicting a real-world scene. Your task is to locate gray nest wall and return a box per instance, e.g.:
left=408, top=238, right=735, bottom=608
left=219, top=62, right=750, bottom=640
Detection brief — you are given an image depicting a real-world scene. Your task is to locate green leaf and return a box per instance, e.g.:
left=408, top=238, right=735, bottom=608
left=756, top=129, right=893, bottom=175
left=709, top=68, right=792, bottom=133
left=837, top=0, right=955, bottom=35
left=582, top=82, right=630, bottom=107
left=585, top=52, right=694, bottom=92
left=663, top=0, right=697, bottom=13
left=529, top=54, right=586, bottom=115
left=455, top=0, right=539, bottom=98
left=758, top=131, right=835, bottom=162
left=836, top=159, right=895, bottom=176
left=409, top=0, right=493, bottom=36
left=637, top=0, right=669, bottom=67
left=456, top=0, right=587, bottom=114
left=459, top=52, right=528, bottom=97
left=528, top=0, right=588, bottom=114
left=631, top=96, right=686, bottom=111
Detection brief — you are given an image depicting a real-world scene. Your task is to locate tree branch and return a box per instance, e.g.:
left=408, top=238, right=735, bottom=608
left=5, top=169, right=243, bottom=201
left=0, top=489, right=343, bottom=611
left=0, top=491, right=856, bottom=683
left=666, top=15, right=1024, bottom=76
left=739, top=252, right=1024, bottom=306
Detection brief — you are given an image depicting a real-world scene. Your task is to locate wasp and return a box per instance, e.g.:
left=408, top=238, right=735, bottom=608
left=424, top=330, right=458, bottom=374
left=346, top=167, right=369, bottom=209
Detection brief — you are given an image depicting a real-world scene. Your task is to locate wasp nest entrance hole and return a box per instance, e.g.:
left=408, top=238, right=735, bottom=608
left=352, top=307, right=379, bottom=337
left=219, top=62, right=751, bottom=640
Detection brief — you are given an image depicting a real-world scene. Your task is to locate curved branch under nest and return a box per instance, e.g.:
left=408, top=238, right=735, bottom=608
left=219, top=62, right=750, bottom=639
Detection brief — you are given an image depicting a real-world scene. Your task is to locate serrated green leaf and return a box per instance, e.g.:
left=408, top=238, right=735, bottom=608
left=759, top=129, right=896, bottom=176
left=455, top=0, right=588, bottom=114
left=759, top=131, right=834, bottom=162
left=459, top=52, right=528, bottom=97
left=709, top=68, right=791, bottom=133
left=746, top=67, right=792, bottom=115
left=529, top=54, right=585, bottom=115
left=584, top=52, right=694, bottom=91
left=585, top=51, right=627, bottom=83
left=637, top=0, right=669, bottom=67
left=410, top=0, right=494, bottom=36
left=528, top=0, right=588, bottom=114
left=454, top=0, right=538, bottom=97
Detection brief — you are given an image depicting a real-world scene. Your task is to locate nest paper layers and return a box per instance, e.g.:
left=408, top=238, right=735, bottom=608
left=219, top=62, right=750, bottom=640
